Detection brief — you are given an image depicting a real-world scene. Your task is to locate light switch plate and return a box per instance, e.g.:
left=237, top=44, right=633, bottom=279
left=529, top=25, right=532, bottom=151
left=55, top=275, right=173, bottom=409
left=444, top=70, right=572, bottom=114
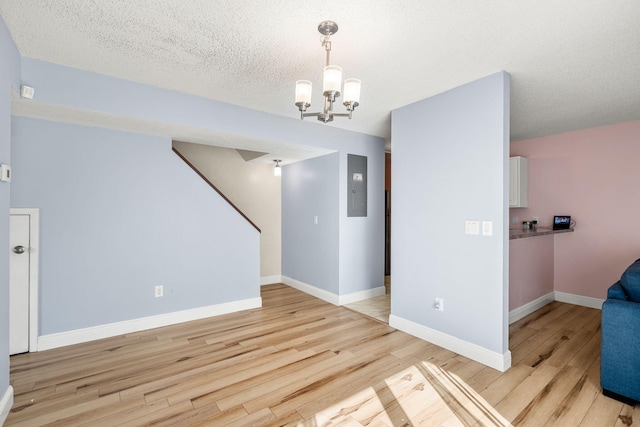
left=464, top=220, right=480, bottom=235
left=482, top=221, right=493, bottom=236
left=20, top=85, right=34, bottom=100
left=0, top=164, right=11, bottom=182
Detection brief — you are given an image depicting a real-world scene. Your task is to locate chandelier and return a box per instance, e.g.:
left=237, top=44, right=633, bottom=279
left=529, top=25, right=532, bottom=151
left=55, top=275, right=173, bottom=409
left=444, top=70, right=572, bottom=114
left=294, top=21, right=361, bottom=123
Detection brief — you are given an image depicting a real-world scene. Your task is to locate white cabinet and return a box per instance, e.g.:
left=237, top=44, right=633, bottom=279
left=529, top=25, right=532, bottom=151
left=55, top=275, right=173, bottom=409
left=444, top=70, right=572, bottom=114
left=509, top=156, right=528, bottom=208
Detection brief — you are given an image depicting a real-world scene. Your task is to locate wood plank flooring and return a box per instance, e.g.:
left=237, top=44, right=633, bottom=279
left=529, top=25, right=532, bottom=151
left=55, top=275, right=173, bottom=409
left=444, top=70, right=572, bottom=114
left=344, top=294, right=390, bottom=323
left=6, top=284, right=637, bottom=426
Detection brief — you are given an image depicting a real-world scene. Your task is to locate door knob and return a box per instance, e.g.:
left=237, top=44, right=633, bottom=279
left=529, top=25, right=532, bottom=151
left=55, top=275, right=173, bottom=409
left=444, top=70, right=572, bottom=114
left=13, top=245, right=26, bottom=254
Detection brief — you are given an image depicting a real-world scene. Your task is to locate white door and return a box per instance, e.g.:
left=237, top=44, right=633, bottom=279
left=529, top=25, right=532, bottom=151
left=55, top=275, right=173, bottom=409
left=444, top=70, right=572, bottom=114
left=10, top=214, right=30, bottom=355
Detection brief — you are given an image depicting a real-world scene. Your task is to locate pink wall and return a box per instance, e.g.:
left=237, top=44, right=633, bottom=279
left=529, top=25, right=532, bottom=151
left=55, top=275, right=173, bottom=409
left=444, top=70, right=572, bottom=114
left=509, top=235, right=554, bottom=310
left=510, top=120, right=640, bottom=299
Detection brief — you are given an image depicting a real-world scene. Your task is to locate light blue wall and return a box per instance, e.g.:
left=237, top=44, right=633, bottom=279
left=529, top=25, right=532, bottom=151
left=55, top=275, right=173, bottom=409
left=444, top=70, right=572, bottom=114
left=339, top=146, right=385, bottom=295
left=21, top=58, right=382, bottom=154
left=0, top=15, right=21, bottom=399
left=11, top=117, right=260, bottom=334
left=282, top=153, right=340, bottom=293
left=21, top=58, right=386, bottom=298
left=391, top=72, right=510, bottom=355
left=282, top=147, right=385, bottom=297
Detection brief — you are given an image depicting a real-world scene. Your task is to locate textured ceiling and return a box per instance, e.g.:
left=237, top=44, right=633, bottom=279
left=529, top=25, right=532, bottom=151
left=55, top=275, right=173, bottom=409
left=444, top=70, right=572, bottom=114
left=2, top=0, right=640, bottom=154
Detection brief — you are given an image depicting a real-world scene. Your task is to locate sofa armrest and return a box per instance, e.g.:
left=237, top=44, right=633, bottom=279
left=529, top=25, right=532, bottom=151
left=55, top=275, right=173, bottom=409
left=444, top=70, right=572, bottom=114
left=606, top=281, right=627, bottom=301
left=601, top=298, right=640, bottom=402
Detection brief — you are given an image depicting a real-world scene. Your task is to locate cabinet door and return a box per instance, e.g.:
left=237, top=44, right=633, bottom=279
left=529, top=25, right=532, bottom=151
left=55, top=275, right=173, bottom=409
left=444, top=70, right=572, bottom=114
left=509, top=156, right=527, bottom=207
left=509, top=157, right=518, bottom=207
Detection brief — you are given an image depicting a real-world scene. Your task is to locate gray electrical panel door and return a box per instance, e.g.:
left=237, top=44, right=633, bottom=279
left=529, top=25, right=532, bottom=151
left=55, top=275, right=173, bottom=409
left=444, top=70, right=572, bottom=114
left=347, top=154, right=367, bottom=217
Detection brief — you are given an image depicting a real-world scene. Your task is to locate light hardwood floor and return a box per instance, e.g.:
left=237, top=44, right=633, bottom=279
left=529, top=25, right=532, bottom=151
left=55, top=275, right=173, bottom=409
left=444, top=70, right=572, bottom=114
left=344, top=294, right=391, bottom=323
left=6, top=284, right=637, bottom=426
left=344, top=275, right=391, bottom=323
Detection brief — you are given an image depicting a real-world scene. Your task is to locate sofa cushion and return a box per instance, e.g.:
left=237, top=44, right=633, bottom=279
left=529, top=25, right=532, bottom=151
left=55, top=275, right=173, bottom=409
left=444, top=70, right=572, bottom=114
left=621, top=258, right=640, bottom=303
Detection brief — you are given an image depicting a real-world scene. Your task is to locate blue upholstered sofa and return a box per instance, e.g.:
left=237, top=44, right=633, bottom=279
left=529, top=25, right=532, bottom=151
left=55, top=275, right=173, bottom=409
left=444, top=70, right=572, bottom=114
left=601, top=258, right=640, bottom=405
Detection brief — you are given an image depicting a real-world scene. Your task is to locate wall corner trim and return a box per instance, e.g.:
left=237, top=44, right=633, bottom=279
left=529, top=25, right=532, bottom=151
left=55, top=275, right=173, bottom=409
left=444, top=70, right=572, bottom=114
left=510, top=291, right=604, bottom=326
left=338, top=286, right=386, bottom=305
left=37, top=297, right=262, bottom=351
left=281, top=276, right=339, bottom=305
left=389, top=314, right=512, bottom=372
left=280, top=276, right=385, bottom=306
left=0, top=386, right=14, bottom=425
left=509, top=292, right=555, bottom=324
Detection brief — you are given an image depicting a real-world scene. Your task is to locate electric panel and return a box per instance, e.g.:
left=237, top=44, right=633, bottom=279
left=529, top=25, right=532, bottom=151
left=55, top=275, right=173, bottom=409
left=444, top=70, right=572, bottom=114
left=347, top=154, right=367, bottom=217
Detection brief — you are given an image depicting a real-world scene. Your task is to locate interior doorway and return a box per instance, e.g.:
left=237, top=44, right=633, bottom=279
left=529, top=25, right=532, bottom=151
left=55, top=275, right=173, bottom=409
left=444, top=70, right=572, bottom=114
left=344, top=153, right=392, bottom=323
left=9, top=208, right=39, bottom=354
left=384, top=152, right=391, bottom=293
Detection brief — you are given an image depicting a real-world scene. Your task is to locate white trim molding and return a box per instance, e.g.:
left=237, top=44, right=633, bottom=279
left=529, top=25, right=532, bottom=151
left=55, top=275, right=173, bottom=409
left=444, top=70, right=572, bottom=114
left=554, top=291, right=604, bottom=310
left=260, top=275, right=282, bottom=286
left=509, top=291, right=604, bottom=325
left=338, top=286, right=386, bottom=305
left=389, top=315, right=511, bottom=372
left=280, top=276, right=385, bottom=306
left=509, top=292, right=555, bottom=324
left=0, top=386, right=13, bottom=426
left=38, top=297, right=262, bottom=351
left=281, top=276, right=339, bottom=305
left=10, top=208, right=39, bottom=352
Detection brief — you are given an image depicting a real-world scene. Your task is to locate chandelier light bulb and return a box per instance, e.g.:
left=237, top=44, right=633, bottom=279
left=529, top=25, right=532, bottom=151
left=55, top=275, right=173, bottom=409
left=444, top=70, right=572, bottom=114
left=273, top=159, right=282, bottom=177
left=295, top=80, right=312, bottom=105
left=323, top=65, right=342, bottom=95
left=343, top=78, right=361, bottom=104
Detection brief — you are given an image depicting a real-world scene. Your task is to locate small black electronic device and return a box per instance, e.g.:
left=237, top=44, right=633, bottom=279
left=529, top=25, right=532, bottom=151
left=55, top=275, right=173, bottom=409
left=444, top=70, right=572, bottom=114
left=553, top=215, right=571, bottom=230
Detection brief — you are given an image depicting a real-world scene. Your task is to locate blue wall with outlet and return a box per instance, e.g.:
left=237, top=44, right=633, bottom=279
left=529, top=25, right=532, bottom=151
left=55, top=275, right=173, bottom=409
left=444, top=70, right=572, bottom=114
left=391, top=71, right=510, bottom=369
left=11, top=117, right=261, bottom=334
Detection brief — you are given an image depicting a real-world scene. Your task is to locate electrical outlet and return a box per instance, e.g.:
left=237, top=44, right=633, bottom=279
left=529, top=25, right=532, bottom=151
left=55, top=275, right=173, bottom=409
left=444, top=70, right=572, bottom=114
left=533, top=216, right=539, bottom=221
left=434, top=297, right=444, bottom=312
left=155, top=285, right=164, bottom=298
left=512, top=216, right=518, bottom=224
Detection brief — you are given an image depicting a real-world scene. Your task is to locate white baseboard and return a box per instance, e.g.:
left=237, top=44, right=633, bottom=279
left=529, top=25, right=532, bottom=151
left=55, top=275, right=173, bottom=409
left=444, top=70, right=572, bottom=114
left=338, top=286, right=386, bottom=305
left=0, top=386, right=13, bottom=426
left=280, top=276, right=386, bottom=306
left=510, top=291, right=604, bottom=324
left=260, top=275, right=282, bottom=285
left=389, top=315, right=511, bottom=372
left=554, top=291, right=604, bottom=310
left=281, top=276, right=339, bottom=305
left=509, top=292, right=555, bottom=324
left=38, top=297, right=262, bottom=351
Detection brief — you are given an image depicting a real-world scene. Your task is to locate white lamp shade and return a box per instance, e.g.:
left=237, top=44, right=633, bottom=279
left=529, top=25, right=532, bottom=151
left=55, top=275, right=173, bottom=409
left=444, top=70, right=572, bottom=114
left=274, top=164, right=281, bottom=176
left=343, top=78, right=361, bottom=103
left=295, top=80, right=312, bottom=104
left=323, top=65, right=342, bottom=93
